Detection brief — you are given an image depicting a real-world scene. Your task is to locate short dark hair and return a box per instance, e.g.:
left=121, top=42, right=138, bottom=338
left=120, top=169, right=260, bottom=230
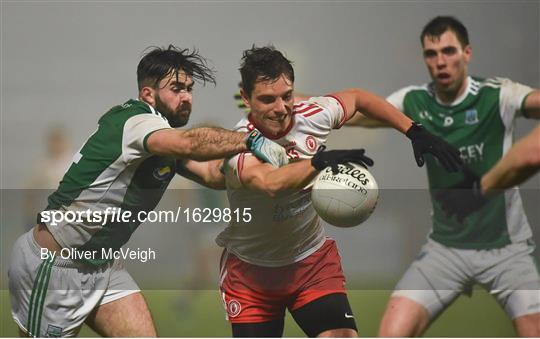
left=239, top=45, right=294, bottom=97
left=421, top=16, right=469, bottom=48
left=137, top=45, right=215, bottom=90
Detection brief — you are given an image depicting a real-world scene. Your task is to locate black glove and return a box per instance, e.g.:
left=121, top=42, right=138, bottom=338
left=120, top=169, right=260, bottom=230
left=406, top=122, right=463, bottom=172
left=311, top=145, right=374, bottom=174
left=434, top=167, right=489, bottom=223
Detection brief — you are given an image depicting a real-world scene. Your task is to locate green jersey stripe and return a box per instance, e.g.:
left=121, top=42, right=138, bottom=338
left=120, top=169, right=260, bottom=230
left=27, top=258, right=48, bottom=336
left=34, top=257, right=55, bottom=336
left=28, top=255, right=53, bottom=336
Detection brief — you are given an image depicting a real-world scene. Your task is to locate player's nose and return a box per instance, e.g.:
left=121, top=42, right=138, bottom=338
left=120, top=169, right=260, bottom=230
left=274, top=97, right=287, bottom=113
left=436, top=53, right=446, bottom=67
left=180, top=91, right=192, bottom=104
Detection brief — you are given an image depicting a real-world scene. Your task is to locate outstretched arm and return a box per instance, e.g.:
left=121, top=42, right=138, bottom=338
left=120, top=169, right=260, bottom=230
left=333, top=88, right=462, bottom=172
left=333, top=88, right=412, bottom=133
left=146, top=127, right=288, bottom=167
left=147, top=127, right=247, bottom=160
left=480, top=124, right=540, bottom=195
left=346, top=111, right=390, bottom=128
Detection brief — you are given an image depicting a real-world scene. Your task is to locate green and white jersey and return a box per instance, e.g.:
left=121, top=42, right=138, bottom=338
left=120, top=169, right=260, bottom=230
left=42, top=99, right=175, bottom=265
left=387, top=76, right=534, bottom=249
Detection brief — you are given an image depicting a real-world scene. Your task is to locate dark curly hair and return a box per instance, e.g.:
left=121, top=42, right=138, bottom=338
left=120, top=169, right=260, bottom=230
left=137, top=45, right=216, bottom=90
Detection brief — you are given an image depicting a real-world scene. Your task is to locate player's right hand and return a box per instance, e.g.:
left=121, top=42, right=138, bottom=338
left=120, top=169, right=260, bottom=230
left=311, top=145, right=374, bottom=174
left=245, top=129, right=289, bottom=167
left=405, top=122, right=463, bottom=172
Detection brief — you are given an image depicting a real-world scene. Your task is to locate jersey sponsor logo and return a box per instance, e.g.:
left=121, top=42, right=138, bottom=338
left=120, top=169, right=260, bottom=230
left=465, top=109, right=479, bottom=125
left=458, top=142, right=484, bottom=163
left=153, top=166, right=173, bottom=181
left=305, top=136, right=317, bottom=152
left=46, top=324, right=63, bottom=337
left=227, top=299, right=242, bottom=318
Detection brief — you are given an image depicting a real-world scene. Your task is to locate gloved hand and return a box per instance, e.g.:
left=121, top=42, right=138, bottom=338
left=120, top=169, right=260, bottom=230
left=245, top=129, right=289, bottom=167
left=406, top=122, right=463, bottom=172
left=434, top=167, right=489, bottom=223
left=234, top=82, right=250, bottom=113
left=311, top=145, right=374, bottom=174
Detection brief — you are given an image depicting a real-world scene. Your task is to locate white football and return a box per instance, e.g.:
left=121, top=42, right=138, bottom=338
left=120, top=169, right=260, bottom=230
left=311, top=162, right=379, bottom=228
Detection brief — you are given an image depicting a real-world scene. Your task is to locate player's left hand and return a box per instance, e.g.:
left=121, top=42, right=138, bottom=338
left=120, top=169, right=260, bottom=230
left=311, top=145, right=374, bottom=174
left=406, top=122, right=463, bottom=172
left=434, top=167, right=489, bottom=223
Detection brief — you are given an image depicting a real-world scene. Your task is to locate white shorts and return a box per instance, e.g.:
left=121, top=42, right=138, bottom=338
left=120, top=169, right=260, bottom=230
left=8, top=230, right=140, bottom=337
left=392, top=238, right=540, bottom=320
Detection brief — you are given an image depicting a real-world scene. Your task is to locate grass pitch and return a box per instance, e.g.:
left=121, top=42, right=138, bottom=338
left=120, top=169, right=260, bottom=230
left=1, top=289, right=515, bottom=337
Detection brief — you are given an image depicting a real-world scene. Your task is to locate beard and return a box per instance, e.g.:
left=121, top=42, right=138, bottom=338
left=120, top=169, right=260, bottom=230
left=154, top=95, right=191, bottom=128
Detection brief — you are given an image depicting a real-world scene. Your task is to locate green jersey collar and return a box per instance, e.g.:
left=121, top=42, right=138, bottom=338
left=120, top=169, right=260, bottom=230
left=433, top=76, right=475, bottom=107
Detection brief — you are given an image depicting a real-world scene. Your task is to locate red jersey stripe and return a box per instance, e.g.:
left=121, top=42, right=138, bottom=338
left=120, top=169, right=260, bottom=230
left=295, top=104, right=319, bottom=114
left=302, top=108, right=323, bottom=118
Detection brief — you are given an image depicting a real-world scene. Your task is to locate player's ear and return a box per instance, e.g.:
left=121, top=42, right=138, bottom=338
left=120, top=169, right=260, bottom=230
left=240, top=88, right=251, bottom=110
left=463, top=44, right=472, bottom=63
left=140, top=86, right=156, bottom=107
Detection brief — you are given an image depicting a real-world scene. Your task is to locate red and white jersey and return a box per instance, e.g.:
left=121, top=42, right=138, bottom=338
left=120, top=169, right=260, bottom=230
left=216, top=95, right=349, bottom=267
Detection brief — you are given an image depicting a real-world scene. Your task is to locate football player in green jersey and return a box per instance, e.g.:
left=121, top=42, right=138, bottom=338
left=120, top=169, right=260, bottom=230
left=345, top=16, right=540, bottom=337
left=8, top=45, right=289, bottom=338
